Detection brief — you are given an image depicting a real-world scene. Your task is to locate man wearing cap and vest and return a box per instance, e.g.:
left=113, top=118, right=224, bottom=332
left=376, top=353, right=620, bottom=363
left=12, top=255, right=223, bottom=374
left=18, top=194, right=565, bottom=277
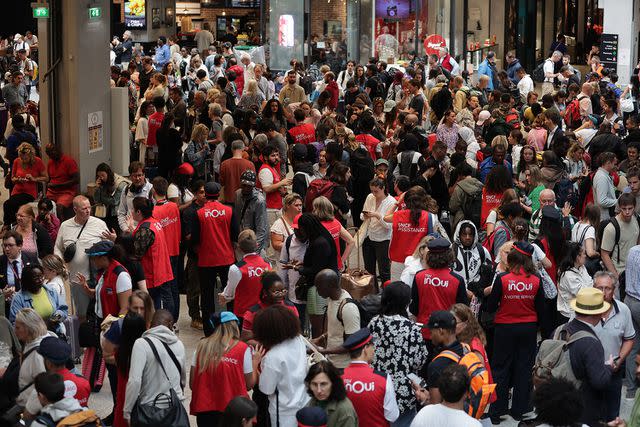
left=562, top=287, right=615, bottom=426
left=151, top=177, right=182, bottom=321
left=131, top=197, right=174, bottom=314
left=486, top=241, right=544, bottom=424
left=410, top=238, right=469, bottom=341
left=341, top=328, right=399, bottom=427
left=192, top=181, right=239, bottom=322
left=218, top=229, right=270, bottom=328
left=258, top=145, right=291, bottom=227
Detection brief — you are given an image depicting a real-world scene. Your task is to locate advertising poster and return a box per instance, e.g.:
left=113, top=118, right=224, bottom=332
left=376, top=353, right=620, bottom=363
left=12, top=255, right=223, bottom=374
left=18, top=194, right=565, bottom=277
left=125, top=0, right=146, bottom=30
left=375, top=0, right=411, bottom=20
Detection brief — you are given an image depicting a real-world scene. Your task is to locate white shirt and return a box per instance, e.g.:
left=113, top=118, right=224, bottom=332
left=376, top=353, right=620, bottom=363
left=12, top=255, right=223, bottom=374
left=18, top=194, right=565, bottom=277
left=543, top=58, right=555, bottom=82
left=278, top=235, right=308, bottom=304
left=6, top=256, right=22, bottom=288
left=571, top=222, right=596, bottom=247
left=410, top=403, right=481, bottom=427
left=360, top=194, right=395, bottom=242
left=54, top=217, right=109, bottom=284
left=517, top=74, right=534, bottom=103
left=259, top=336, right=310, bottom=426
left=94, top=270, right=132, bottom=318
left=327, top=290, right=361, bottom=369
left=400, top=256, right=423, bottom=287
left=167, top=184, right=194, bottom=204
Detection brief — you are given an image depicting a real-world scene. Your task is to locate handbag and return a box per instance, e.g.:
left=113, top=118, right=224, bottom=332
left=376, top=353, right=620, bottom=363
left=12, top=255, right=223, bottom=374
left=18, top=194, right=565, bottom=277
left=621, top=96, right=635, bottom=113
left=294, top=275, right=312, bottom=301
left=131, top=338, right=189, bottom=427
left=63, top=220, right=88, bottom=263
left=93, top=204, right=107, bottom=219
left=340, top=227, right=376, bottom=299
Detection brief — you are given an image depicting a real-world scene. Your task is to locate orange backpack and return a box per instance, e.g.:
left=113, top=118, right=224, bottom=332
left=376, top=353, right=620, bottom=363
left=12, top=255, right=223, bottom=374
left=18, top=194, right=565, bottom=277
left=433, top=343, right=496, bottom=419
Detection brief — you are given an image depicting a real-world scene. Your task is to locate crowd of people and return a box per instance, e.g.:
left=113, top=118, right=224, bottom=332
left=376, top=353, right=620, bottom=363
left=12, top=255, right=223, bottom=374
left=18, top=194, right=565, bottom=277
left=3, top=26, right=640, bottom=427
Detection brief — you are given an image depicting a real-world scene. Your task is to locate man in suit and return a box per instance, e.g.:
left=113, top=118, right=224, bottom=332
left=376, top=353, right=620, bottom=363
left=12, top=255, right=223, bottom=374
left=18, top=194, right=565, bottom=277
left=0, top=230, right=38, bottom=315
left=544, top=109, right=565, bottom=150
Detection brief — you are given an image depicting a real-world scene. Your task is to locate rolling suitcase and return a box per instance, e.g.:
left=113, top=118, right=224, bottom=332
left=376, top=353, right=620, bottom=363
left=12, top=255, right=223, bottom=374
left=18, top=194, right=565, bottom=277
left=81, top=346, right=106, bottom=393
left=62, top=283, right=81, bottom=364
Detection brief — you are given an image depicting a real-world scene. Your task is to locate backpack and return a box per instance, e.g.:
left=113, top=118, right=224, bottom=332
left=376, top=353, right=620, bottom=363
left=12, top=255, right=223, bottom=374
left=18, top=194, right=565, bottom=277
left=482, top=225, right=511, bottom=261
left=532, top=327, right=598, bottom=388
left=458, top=184, right=483, bottom=230
left=300, top=73, right=314, bottom=95
left=371, top=76, right=386, bottom=99
left=596, top=215, right=640, bottom=262
left=433, top=343, right=497, bottom=419
left=563, top=96, right=586, bottom=130
left=337, top=297, right=375, bottom=329
left=34, top=409, right=102, bottom=427
left=553, top=177, right=578, bottom=209
left=396, top=151, right=421, bottom=183
left=532, top=61, right=545, bottom=83
left=304, top=179, right=336, bottom=212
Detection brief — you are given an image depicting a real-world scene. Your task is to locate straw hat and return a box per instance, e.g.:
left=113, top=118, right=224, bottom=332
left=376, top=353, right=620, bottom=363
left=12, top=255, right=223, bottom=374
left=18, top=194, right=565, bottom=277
left=570, top=287, right=610, bottom=315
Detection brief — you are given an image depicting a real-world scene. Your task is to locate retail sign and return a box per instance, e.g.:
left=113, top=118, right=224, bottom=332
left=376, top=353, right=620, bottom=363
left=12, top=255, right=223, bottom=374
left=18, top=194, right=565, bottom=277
left=600, top=33, right=618, bottom=71
left=88, top=111, right=104, bottom=153
left=424, top=34, right=446, bottom=55
left=33, top=7, right=49, bottom=18
left=88, top=7, right=102, bottom=19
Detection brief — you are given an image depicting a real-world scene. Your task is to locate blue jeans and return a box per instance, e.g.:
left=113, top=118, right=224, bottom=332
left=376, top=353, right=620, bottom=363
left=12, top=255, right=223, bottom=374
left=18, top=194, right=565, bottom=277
left=169, top=255, right=180, bottom=320
left=148, top=282, right=175, bottom=317
left=392, top=409, right=416, bottom=427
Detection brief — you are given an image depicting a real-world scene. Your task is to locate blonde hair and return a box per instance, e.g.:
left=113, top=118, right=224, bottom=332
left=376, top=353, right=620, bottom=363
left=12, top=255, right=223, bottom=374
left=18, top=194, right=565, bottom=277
left=244, top=79, right=258, bottom=95
left=191, top=123, right=209, bottom=143
left=196, top=321, right=240, bottom=373
left=412, top=235, right=435, bottom=258
left=41, top=254, right=69, bottom=280
left=497, top=241, right=514, bottom=270
left=16, top=308, right=47, bottom=342
left=567, top=142, right=584, bottom=160
left=206, top=88, right=221, bottom=103
left=17, top=142, right=35, bottom=165
left=283, top=193, right=302, bottom=211
left=129, top=290, right=155, bottom=327
left=491, top=135, right=508, bottom=150
left=312, top=196, right=334, bottom=221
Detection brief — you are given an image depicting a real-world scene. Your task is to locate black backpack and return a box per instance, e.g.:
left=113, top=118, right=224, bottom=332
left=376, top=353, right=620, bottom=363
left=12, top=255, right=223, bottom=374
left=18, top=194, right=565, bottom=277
left=371, top=76, right=386, bottom=99
left=300, top=73, right=314, bottom=95
left=458, top=184, right=483, bottom=230
left=553, top=177, right=578, bottom=209
left=532, top=61, right=545, bottom=83
left=338, top=298, right=375, bottom=329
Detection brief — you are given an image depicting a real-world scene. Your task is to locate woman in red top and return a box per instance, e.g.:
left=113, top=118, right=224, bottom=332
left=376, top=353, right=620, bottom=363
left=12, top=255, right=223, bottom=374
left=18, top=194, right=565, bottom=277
left=486, top=241, right=544, bottom=423
left=190, top=311, right=262, bottom=427
left=482, top=165, right=513, bottom=232
left=3, top=142, right=47, bottom=226
left=313, top=196, right=354, bottom=272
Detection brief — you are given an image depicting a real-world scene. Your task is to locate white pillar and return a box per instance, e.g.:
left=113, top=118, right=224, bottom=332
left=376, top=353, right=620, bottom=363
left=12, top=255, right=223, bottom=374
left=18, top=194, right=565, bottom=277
left=601, top=0, right=636, bottom=84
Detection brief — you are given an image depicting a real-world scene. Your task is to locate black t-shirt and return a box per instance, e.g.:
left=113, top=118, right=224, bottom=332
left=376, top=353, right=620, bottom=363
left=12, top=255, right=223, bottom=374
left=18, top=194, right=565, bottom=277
left=427, top=340, right=465, bottom=388
left=409, top=95, right=425, bottom=119
left=365, top=77, right=381, bottom=99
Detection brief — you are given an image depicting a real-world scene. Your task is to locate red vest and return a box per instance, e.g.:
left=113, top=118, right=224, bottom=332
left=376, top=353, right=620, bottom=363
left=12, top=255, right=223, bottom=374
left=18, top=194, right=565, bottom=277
left=60, top=368, right=91, bottom=407
left=414, top=268, right=464, bottom=339
left=389, top=210, right=432, bottom=263
left=342, top=362, right=389, bottom=427
left=538, top=238, right=558, bottom=284
left=233, top=254, right=271, bottom=317
left=440, top=54, right=454, bottom=72
left=494, top=271, right=541, bottom=324
left=355, top=134, right=381, bottom=160
left=134, top=217, right=174, bottom=288
left=288, top=123, right=316, bottom=144
left=257, top=163, right=283, bottom=210
left=146, top=111, right=164, bottom=147
left=321, top=219, right=343, bottom=270
left=189, top=340, right=249, bottom=414
left=196, top=200, right=235, bottom=267
left=153, top=200, right=181, bottom=256
left=98, top=260, right=128, bottom=318
left=481, top=189, right=502, bottom=229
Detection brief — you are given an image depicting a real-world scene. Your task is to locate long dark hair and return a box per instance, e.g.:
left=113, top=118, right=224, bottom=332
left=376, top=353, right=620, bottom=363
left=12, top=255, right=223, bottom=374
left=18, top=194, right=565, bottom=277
left=538, top=215, right=567, bottom=263
left=298, top=213, right=336, bottom=252
left=96, top=162, right=116, bottom=192
left=116, top=312, right=147, bottom=374
left=507, top=249, right=537, bottom=276
left=485, top=165, right=513, bottom=193
left=404, top=186, right=428, bottom=225
left=218, top=397, right=258, bottom=427
left=262, top=99, right=285, bottom=122
left=305, top=360, right=347, bottom=402
left=558, top=241, right=583, bottom=279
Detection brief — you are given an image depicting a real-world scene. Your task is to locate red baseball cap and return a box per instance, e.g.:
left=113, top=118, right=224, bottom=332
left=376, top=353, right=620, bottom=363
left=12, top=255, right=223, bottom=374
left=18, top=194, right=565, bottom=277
left=176, top=162, right=194, bottom=176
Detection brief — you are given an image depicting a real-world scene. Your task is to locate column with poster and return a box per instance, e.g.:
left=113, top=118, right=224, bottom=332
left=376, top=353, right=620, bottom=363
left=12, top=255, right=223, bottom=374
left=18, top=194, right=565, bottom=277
left=88, top=111, right=104, bottom=153
left=600, top=33, right=618, bottom=73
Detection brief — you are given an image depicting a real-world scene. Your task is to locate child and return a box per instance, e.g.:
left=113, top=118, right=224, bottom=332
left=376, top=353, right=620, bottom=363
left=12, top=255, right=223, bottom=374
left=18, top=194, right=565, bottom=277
left=31, top=372, right=85, bottom=427
left=452, top=221, right=492, bottom=314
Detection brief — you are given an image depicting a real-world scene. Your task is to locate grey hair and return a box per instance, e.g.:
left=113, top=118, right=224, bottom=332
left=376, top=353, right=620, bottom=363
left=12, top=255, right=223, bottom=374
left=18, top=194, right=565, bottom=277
left=231, top=140, right=245, bottom=151
left=593, top=271, right=618, bottom=288
left=208, top=102, right=222, bottom=117
left=552, top=50, right=563, bottom=59
left=253, top=133, right=268, bottom=146
left=15, top=308, right=48, bottom=342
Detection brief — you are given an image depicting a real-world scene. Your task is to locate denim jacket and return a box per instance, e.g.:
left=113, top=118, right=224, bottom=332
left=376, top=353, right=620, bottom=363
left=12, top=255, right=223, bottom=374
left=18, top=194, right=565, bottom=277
left=9, top=284, right=68, bottom=324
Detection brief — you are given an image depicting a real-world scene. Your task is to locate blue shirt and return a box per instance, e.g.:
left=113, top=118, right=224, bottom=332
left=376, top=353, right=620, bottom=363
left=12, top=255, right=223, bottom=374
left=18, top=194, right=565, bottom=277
left=477, top=59, right=495, bottom=90
left=479, top=157, right=512, bottom=182
left=155, top=44, right=171, bottom=69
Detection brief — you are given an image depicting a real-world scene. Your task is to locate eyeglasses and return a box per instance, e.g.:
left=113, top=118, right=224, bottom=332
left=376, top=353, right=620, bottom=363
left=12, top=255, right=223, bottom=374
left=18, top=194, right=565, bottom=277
left=270, top=289, right=288, bottom=296
left=3, top=243, right=16, bottom=247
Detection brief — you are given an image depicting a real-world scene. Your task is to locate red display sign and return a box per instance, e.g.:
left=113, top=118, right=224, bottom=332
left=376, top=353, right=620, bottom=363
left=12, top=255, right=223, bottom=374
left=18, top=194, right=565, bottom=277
left=424, top=34, right=446, bottom=55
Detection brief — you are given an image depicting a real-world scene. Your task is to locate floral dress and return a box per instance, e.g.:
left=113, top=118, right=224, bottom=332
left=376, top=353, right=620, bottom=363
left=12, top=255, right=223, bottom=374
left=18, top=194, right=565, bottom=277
left=368, top=314, right=429, bottom=413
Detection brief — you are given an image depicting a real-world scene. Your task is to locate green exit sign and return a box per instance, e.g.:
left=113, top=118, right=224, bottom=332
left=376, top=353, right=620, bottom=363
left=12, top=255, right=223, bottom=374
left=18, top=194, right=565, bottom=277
left=33, top=7, right=49, bottom=18
left=88, top=7, right=101, bottom=19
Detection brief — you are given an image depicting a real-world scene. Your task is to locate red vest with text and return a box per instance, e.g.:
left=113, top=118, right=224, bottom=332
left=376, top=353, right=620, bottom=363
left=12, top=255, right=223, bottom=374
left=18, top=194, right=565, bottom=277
left=414, top=268, right=464, bottom=339
left=189, top=340, right=249, bottom=414
left=342, top=362, right=389, bottom=427
left=257, top=163, right=283, bottom=210
left=134, top=217, right=174, bottom=288
left=288, top=123, right=316, bottom=145
left=153, top=200, right=181, bottom=257
left=321, top=219, right=344, bottom=270
left=98, top=260, right=128, bottom=318
left=481, top=189, right=502, bottom=229
left=389, top=210, right=432, bottom=263
left=233, top=254, right=271, bottom=317
left=494, top=271, right=541, bottom=324
left=146, top=111, right=164, bottom=147
left=60, top=368, right=91, bottom=407
left=356, top=134, right=381, bottom=160
left=197, top=200, right=235, bottom=267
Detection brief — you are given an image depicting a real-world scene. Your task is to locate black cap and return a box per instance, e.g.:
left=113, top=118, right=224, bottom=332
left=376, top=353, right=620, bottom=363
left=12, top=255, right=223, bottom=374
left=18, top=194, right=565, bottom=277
left=240, top=169, right=256, bottom=186
left=38, top=337, right=71, bottom=365
left=342, top=327, right=373, bottom=351
left=205, top=181, right=221, bottom=198
left=85, top=240, right=114, bottom=256
left=159, top=36, right=167, bottom=43
left=427, top=238, right=451, bottom=253
left=513, top=241, right=535, bottom=257
left=426, top=310, right=457, bottom=330
left=292, top=144, right=308, bottom=161
left=296, top=407, right=328, bottom=426
left=541, top=205, right=562, bottom=222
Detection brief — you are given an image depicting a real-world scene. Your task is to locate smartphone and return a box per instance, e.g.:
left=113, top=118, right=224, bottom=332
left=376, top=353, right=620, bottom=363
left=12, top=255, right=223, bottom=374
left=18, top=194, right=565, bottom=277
left=407, top=373, right=426, bottom=388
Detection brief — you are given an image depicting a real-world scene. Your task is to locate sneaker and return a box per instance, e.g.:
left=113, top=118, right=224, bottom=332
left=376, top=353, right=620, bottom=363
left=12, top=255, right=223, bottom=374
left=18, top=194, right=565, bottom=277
left=191, top=319, right=203, bottom=330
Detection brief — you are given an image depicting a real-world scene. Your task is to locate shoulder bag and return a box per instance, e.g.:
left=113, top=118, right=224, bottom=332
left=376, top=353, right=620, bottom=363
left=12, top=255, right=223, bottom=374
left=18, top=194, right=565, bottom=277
left=62, top=221, right=88, bottom=263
